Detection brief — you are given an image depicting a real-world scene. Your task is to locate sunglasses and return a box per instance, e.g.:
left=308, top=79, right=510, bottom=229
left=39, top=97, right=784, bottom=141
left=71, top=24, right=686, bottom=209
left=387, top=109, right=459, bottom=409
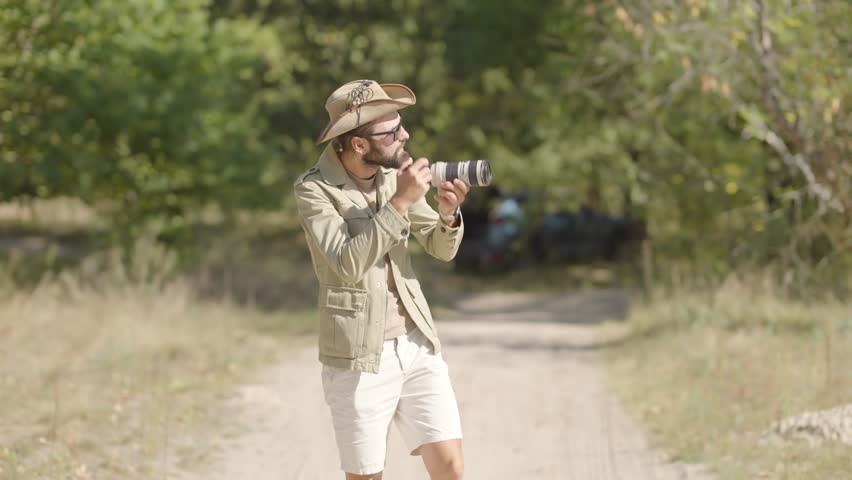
left=366, top=119, right=403, bottom=142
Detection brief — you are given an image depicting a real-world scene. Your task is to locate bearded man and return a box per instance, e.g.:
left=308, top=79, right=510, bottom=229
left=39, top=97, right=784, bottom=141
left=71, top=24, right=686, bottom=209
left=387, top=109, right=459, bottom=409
left=293, top=80, right=469, bottom=480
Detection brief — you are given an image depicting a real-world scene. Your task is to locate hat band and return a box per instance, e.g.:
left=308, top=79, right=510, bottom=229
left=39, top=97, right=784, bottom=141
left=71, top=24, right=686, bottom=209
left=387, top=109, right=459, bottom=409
left=344, top=80, right=376, bottom=114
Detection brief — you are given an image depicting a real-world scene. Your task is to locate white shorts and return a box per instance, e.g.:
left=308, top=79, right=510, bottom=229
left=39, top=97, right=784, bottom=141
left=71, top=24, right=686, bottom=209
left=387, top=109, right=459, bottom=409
left=321, top=327, right=463, bottom=475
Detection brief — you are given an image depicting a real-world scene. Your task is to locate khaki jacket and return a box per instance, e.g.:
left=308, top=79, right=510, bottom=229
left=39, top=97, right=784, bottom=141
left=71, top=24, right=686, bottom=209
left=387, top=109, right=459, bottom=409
left=293, top=146, right=464, bottom=373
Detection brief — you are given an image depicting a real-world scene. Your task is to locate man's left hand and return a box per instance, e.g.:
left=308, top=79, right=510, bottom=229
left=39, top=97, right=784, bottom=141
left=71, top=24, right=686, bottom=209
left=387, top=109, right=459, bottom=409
left=435, top=179, right=469, bottom=225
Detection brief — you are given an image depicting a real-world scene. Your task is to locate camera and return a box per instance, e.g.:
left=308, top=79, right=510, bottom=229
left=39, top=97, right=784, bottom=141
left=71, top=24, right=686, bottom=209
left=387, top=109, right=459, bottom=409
left=429, top=160, right=492, bottom=187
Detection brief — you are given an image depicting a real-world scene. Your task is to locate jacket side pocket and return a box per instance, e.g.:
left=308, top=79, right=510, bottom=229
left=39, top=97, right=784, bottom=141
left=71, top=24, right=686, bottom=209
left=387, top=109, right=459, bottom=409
left=318, top=285, right=369, bottom=358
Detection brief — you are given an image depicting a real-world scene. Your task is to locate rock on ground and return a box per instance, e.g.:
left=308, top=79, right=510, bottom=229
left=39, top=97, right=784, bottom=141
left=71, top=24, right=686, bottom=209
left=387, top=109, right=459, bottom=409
left=763, top=404, right=852, bottom=447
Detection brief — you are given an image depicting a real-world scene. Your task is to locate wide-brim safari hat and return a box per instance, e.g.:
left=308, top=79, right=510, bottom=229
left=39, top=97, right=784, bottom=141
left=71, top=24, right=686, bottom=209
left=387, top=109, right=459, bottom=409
left=316, top=79, right=416, bottom=145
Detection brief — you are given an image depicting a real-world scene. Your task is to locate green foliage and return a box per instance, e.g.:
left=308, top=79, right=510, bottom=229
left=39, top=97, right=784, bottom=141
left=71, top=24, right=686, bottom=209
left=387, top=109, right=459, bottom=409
left=0, top=0, right=849, bottom=286
left=0, top=0, right=286, bottom=229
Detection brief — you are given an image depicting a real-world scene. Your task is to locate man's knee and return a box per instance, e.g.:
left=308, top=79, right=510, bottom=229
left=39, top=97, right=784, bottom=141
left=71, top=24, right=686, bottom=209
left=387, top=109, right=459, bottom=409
left=432, top=457, right=464, bottom=480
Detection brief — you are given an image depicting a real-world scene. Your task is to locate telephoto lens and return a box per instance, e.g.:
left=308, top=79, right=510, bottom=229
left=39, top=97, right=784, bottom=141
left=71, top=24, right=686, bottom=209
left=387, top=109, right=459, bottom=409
left=429, top=160, right=492, bottom=187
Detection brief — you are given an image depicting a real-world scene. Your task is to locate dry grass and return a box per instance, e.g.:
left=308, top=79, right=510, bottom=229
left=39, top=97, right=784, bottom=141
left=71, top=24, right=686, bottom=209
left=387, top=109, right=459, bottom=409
left=607, top=275, right=852, bottom=479
left=0, top=242, right=316, bottom=480
left=0, top=198, right=103, bottom=233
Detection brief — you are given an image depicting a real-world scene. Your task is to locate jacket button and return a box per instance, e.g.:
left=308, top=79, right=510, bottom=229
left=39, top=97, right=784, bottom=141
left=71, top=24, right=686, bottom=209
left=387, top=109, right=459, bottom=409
left=401, top=229, right=408, bottom=236
left=440, top=226, right=447, bottom=233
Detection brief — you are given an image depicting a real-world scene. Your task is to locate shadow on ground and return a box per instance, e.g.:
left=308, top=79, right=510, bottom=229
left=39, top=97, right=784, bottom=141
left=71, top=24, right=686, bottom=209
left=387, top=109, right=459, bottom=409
left=448, top=288, right=630, bottom=324
left=437, top=289, right=635, bottom=352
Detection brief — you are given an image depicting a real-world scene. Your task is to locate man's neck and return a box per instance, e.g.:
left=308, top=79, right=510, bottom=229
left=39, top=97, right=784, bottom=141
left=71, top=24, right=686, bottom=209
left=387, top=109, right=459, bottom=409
left=339, top=151, right=379, bottom=181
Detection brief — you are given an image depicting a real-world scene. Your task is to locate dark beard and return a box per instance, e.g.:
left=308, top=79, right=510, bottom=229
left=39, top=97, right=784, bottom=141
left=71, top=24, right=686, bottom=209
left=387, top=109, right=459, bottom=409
left=363, top=145, right=410, bottom=169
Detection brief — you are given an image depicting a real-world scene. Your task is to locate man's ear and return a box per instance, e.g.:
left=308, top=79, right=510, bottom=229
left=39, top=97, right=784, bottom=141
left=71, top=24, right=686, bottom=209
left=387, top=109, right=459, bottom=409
left=352, top=136, right=370, bottom=155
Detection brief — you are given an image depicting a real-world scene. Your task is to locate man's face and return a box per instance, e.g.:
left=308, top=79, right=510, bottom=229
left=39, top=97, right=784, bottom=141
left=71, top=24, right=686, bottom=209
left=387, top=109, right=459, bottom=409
left=361, top=113, right=410, bottom=169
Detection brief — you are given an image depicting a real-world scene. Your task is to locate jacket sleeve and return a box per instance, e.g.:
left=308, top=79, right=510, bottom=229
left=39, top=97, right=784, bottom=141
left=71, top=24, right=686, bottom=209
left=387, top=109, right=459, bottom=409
left=294, top=180, right=411, bottom=284
left=408, top=196, right=465, bottom=262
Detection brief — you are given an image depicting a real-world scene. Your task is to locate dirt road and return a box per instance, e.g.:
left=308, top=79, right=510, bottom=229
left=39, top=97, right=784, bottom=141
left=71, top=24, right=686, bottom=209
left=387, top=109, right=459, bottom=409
left=179, top=290, right=712, bottom=480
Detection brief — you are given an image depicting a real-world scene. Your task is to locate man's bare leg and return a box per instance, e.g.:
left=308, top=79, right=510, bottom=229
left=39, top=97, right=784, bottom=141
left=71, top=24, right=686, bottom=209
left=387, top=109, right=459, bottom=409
left=345, top=472, right=382, bottom=480
left=420, top=439, right=464, bottom=480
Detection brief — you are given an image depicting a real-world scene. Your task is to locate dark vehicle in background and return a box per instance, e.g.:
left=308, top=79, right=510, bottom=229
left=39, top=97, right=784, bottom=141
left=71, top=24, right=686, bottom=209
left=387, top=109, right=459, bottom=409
left=453, top=187, right=647, bottom=273
left=454, top=190, right=527, bottom=274
left=529, top=206, right=647, bottom=263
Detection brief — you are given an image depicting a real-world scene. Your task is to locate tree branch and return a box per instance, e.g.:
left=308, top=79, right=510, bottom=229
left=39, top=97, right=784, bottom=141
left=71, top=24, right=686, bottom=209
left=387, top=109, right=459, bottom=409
left=749, top=0, right=840, bottom=212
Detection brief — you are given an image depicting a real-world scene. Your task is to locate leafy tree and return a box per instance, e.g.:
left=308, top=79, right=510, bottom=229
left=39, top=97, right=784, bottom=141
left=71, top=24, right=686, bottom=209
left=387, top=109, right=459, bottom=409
left=0, top=0, right=288, bottom=234
left=0, top=0, right=848, bottom=289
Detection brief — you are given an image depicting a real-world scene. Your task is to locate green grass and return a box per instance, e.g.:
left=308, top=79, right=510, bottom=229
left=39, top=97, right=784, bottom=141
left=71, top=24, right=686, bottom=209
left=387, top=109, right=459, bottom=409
left=606, top=278, right=852, bottom=479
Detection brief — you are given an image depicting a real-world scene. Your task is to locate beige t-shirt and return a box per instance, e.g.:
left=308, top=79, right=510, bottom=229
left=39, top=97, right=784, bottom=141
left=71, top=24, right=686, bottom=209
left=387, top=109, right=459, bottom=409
left=349, top=173, right=417, bottom=339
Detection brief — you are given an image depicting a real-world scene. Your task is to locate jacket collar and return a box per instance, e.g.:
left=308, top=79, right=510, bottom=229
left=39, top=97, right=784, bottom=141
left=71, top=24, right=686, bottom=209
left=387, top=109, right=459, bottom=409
left=316, top=145, right=395, bottom=210
left=317, top=145, right=350, bottom=186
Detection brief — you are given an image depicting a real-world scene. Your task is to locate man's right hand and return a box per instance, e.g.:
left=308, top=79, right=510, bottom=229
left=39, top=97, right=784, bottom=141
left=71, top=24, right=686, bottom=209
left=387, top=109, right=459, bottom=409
left=390, top=158, right=432, bottom=215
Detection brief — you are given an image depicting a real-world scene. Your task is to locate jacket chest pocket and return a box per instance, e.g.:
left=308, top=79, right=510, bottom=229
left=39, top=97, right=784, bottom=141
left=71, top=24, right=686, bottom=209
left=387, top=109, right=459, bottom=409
left=319, top=286, right=369, bottom=358
left=341, top=207, right=373, bottom=236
